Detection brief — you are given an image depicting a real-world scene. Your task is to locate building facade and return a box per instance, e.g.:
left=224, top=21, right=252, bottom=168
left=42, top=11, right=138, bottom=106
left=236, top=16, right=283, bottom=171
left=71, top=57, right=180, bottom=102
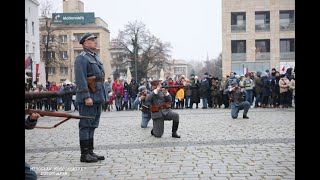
left=109, top=40, right=128, bottom=81
left=40, top=0, right=113, bottom=84
left=25, top=0, right=45, bottom=86
left=169, top=59, right=189, bottom=81
left=222, top=0, right=295, bottom=76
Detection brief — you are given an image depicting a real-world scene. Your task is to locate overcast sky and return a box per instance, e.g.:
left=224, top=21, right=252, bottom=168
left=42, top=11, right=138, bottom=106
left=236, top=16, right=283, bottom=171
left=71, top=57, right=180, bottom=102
left=49, top=0, right=222, bottom=61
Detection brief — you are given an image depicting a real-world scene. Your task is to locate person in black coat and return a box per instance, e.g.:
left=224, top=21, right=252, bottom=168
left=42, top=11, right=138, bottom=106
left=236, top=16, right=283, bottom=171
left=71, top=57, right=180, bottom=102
left=190, top=76, right=201, bottom=108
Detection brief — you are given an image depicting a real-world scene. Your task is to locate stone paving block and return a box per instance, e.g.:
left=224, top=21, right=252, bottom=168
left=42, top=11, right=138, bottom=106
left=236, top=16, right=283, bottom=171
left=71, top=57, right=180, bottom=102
left=228, top=177, right=247, bottom=180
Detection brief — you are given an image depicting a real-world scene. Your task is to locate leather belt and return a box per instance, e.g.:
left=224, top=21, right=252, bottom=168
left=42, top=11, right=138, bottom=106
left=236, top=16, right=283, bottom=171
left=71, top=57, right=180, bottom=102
left=150, top=102, right=171, bottom=112
left=95, top=77, right=105, bottom=82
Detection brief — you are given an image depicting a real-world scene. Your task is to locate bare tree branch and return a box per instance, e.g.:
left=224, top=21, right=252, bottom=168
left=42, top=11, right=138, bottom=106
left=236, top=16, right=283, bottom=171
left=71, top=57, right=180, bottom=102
left=111, top=20, right=172, bottom=80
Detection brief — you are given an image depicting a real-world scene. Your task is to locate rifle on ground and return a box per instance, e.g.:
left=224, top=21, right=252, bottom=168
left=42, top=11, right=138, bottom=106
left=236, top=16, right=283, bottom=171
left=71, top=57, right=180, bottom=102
left=25, top=109, right=94, bottom=129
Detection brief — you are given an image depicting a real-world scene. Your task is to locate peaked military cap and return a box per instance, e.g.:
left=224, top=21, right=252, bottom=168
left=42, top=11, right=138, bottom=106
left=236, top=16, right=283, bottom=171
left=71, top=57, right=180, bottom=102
left=79, top=32, right=97, bottom=44
left=138, top=85, right=147, bottom=92
left=151, top=80, right=160, bottom=86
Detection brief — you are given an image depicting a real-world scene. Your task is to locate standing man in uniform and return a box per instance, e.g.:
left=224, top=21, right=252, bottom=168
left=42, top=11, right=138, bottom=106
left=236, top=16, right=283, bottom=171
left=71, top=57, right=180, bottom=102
left=74, top=32, right=106, bottom=163
left=146, top=80, right=181, bottom=138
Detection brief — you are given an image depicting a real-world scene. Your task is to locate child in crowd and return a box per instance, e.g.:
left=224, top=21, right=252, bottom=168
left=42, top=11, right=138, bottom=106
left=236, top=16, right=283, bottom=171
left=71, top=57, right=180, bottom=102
left=122, top=92, right=129, bottom=110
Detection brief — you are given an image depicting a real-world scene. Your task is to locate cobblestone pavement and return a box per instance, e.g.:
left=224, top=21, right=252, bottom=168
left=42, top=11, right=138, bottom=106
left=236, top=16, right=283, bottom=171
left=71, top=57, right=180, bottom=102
left=25, top=107, right=295, bottom=180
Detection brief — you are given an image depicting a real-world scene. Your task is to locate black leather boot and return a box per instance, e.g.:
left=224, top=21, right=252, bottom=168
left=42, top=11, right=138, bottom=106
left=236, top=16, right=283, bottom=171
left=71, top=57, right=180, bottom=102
left=243, top=114, right=249, bottom=119
left=80, top=140, right=98, bottom=163
left=172, top=121, right=181, bottom=138
left=88, top=139, right=105, bottom=160
left=151, top=129, right=154, bottom=136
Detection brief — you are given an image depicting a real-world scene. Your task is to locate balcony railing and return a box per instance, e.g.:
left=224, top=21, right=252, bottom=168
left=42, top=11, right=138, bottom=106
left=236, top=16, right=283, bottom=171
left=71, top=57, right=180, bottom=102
left=255, top=24, right=270, bottom=32
left=231, top=53, right=246, bottom=61
left=280, top=52, right=295, bottom=60
left=231, top=24, right=246, bottom=32
left=255, top=52, right=270, bottom=60
left=280, top=23, right=295, bottom=31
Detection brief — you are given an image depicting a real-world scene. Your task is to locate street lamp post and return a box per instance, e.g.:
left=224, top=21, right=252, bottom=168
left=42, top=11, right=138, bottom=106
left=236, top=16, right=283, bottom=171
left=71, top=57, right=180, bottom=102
left=69, top=34, right=75, bottom=82
left=70, top=49, right=73, bottom=83
left=134, top=46, right=138, bottom=82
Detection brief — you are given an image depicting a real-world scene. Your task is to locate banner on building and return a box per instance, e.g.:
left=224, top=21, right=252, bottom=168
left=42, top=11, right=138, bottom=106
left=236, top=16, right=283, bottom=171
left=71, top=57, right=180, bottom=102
left=25, top=56, right=32, bottom=69
left=280, top=62, right=295, bottom=74
left=52, top=12, right=95, bottom=24
left=36, top=64, right=39, bottom=80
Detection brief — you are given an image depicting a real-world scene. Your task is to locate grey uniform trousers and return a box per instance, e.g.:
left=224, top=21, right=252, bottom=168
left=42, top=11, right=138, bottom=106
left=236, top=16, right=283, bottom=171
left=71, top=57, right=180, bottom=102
left=78, top=103, right=102, bottom=140
left=152, top=110, right=179, bottom=137
left=230, top=101, right=250, bottom=119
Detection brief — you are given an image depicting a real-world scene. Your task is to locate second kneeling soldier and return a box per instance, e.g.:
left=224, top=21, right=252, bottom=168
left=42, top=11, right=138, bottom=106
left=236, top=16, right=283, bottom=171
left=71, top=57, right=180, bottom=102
left=146, top=80, right=181, bottom=138
left=133, top=85, right=152, bottom=128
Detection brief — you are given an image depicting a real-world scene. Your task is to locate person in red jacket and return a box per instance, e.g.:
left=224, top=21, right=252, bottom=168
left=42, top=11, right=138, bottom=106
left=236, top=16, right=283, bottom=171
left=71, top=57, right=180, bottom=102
left=167, top=78, right=178, bottom=108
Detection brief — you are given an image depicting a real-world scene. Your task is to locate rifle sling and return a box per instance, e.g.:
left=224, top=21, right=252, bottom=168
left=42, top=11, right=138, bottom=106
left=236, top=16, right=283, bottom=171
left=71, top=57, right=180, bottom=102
left=34, top=117, right=71, bottom=129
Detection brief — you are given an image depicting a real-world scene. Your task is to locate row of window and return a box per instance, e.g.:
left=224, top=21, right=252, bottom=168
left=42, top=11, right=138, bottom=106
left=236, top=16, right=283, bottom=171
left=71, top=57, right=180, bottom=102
left=42, top=35, right=68, bottom=44
left=41, top=50, right=100, bottom=60
left=174, top=67, right=186, bottom=73
left=231, top=38, right=295, bottom=61
left=231, top=10, right=294, bottom=32
left=231, top=62, right=270, bottom=75
left=42, top=51, right=69, bottom=60
left=41, top=33, right=99, bottom=44
left=232, top=39, right=295, bottom=53
left=25, top=19, right=35, bottom=35
left=46, top=67, right=69, bottom=76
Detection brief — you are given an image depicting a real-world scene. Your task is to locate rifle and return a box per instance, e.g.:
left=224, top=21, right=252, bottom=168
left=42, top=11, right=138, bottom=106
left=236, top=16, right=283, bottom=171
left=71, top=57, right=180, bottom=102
left=25, top=109, right=94, bottom=129
left=25, top=90, right=86, bottom=101
left=161, top=85, right=185, bottom=89
left=139, top=104, right=150, bottom=112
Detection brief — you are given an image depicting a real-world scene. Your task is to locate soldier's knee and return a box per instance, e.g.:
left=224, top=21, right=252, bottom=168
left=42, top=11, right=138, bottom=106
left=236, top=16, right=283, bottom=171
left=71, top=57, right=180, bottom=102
left=154, top=134, right=162, bottom=138
left=153, top=130, right=163, bottom=137
left=173, top=114, right=179, bottom=121
left=231, top=112, right=238, bottom=119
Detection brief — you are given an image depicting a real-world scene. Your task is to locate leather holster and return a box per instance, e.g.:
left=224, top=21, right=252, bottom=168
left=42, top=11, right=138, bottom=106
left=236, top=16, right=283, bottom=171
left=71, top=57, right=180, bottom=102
left=87, top=76, right=96, bottom=93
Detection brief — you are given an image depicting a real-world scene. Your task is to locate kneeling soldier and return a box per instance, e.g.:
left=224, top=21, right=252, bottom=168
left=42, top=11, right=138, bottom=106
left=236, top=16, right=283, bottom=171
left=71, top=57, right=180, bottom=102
left=146, top=80, right=181, bottom=138
left=225, top=81, right=250, bottom=119
left=133, top=85, right=152, bottom=128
